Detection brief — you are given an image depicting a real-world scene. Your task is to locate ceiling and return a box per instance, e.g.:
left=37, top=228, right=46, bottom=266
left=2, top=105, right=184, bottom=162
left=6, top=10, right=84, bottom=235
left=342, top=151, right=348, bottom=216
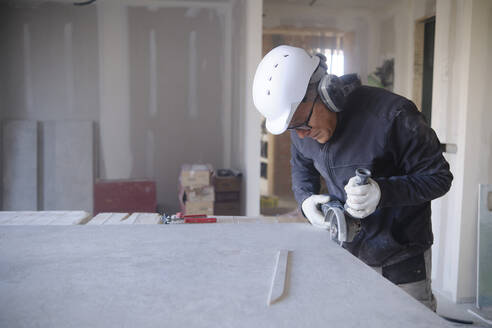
left=264, top=0, right=397, bottom=10
left=1, top=0, right=397, bottom=11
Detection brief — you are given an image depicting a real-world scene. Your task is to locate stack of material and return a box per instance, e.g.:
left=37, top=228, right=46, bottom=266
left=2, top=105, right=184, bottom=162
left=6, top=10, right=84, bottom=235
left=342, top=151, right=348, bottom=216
left=88, top=212, right=161, bottom=225
left=179, top=164, right=214, bottom=215
left=214, top=169, right=242, bottom=215
left=0, top=211, right=91, bottom=225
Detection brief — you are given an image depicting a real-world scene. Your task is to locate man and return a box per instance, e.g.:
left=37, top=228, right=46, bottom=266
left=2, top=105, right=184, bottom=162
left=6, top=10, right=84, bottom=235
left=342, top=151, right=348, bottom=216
left=252, top=45, right=453, bottom=311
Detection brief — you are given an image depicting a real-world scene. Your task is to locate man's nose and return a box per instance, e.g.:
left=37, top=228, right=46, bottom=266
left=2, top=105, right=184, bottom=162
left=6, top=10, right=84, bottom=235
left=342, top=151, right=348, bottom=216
left=296, top=129, right=309, bottom=138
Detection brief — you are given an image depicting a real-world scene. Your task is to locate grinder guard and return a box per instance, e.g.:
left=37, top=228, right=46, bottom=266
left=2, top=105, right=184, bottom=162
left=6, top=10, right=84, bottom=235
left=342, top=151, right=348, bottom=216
left=321, top=199, right=362, bottom=246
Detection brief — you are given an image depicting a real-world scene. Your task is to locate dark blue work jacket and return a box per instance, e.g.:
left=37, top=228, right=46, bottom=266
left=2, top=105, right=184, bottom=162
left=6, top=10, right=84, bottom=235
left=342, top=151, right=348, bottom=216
left=291, top=86, right=453, bottom=268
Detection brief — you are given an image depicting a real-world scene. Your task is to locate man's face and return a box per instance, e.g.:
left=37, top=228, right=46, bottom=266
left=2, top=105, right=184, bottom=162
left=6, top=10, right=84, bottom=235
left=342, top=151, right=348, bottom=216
left=289, top=98, right=337, bottom=144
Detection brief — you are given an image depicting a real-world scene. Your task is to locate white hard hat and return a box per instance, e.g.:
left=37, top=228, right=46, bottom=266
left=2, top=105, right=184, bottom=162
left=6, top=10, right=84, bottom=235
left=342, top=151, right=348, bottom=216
left=252, top=45, right=320, bottom=135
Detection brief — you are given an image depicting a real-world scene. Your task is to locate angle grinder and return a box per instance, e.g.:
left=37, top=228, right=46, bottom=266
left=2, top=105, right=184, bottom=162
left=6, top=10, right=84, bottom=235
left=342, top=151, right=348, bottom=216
left=321, top=168, right=371, bottom=246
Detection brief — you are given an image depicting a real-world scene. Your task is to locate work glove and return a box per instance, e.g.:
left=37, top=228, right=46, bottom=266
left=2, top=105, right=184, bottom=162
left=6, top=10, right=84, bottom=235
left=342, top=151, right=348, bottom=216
left=344, top=177, right=381, bottom=219
left=301, top=194, right=331, bottom=230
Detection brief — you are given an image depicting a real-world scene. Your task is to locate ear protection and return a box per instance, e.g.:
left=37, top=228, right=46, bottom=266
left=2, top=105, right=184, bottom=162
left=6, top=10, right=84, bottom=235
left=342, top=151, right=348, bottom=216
left=317, top=73, right=362, bottom=113
left=310, top=53, right=361, bottom=112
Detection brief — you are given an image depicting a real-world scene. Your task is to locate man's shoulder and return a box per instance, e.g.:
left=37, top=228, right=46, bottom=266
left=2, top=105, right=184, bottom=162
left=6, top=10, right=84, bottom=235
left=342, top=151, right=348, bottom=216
left=347, top=86, right=418, bottom=121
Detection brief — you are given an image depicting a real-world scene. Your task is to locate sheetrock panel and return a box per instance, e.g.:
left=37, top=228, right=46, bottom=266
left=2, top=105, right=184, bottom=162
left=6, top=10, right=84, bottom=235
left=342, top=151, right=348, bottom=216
left=87, top=213, right=129, bottom=225
left=130, top=212, right=161, bottom=224
left=2, top=120, right=37, bottom=210
left=42, top=120, right=93, bottom=213
left=0, top=224, right=453, bottom=327
left=122, top=212, right=161, bottom=224
left=0, top=211, right=90, bottom=225
left=478, top=184, right=492, bottom=309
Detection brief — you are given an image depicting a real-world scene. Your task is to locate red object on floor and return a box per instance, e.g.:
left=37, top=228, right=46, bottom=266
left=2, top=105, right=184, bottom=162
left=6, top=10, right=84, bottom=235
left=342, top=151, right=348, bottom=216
left=94, top=179, right=157, bottom=215
left=183, top=214, right=207, bottom=218
left=184, top=217, right=217, bottom=223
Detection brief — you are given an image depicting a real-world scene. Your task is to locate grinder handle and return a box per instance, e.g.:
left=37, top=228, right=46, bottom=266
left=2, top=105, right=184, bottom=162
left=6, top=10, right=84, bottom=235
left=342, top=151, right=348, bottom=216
left=355, top=168, right=371, bottom=186
left=320, top=203, right=330, bottom=217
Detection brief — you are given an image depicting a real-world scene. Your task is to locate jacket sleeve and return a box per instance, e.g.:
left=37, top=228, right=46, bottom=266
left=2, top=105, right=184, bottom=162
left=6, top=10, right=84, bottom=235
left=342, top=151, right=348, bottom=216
left=290, top=139, right=321, bottom=206
left=374, top=100, right=453, bottom=208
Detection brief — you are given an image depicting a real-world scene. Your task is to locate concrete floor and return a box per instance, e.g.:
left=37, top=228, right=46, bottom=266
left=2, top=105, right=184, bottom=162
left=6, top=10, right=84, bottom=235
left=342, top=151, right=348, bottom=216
left=435, top=293, right=492, bottom=327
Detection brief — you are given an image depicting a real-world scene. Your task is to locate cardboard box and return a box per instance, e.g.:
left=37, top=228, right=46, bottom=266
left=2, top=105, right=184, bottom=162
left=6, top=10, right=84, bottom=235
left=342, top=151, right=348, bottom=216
left=214, top=201, right=240, bottom=216
left=184, top=186, right=215, bottom=202
left=215, top=191, right=240, bottom=202
left=184, top=201, right=214, bottom=216
left=180, top=164, right=213, bottom=188
left=214, top=173, right=242, bottom=192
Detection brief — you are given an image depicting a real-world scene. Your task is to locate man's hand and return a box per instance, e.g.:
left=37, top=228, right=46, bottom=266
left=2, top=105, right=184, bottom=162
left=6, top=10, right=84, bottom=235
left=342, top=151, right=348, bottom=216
left=301, top=194, right=331, bottom=229
left=344, top=177, right=381, bottom=218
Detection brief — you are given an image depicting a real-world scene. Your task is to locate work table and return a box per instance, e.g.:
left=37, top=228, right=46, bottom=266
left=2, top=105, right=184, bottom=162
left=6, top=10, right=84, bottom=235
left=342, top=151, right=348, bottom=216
left=0, top=222, right=452, bottom=327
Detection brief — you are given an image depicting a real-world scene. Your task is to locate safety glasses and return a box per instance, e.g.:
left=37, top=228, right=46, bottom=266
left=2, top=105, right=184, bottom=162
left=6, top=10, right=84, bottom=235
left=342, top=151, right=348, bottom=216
left=287, top=94, right=318, bottom=131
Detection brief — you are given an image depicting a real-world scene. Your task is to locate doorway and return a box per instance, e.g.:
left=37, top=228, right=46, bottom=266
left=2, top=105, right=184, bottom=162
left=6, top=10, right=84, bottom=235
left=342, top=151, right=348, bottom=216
left=413, top=16, right=436, bottom=123
left=259, top=27, right=346, bottom=216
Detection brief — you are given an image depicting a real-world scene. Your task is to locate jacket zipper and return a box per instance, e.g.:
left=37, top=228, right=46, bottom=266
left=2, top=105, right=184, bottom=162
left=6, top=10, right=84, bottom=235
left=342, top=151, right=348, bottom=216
left=322, top=142, right=335, bottom=190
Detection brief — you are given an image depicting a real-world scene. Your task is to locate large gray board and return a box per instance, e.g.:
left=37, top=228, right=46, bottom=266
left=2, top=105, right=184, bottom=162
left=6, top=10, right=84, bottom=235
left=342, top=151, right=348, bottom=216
left=478, top=184, right=492, bottom=309
left=2, top=120, right=37, bottom=210
left=0, top=224, right=452, bottom=328
left=42, top=120, right=93, bottom=213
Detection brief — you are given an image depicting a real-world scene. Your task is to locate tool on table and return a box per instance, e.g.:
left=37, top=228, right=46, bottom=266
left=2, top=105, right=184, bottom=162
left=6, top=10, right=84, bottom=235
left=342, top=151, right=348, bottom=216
left=162, top=213, right=217, bottom=224
left=183, top=215, right=217, bottom=224
left=321, top=168, right=371, bottom=246
left=162, top=213, right=181, bottom=224
left=267, top=250, right=291, bottom=306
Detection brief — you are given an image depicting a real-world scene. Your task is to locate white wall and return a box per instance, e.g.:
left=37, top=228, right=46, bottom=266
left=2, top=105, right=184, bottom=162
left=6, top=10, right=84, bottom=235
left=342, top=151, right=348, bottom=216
left=0, top=3, right=100, bottom=122
left=390, top=0, right=492, bottom=303
left=232, top=0, right=262, bottom=216
left=430, top=0, right=467, bottom=302
left=97, top=0, right=132, bottom=180
left=431, top=0, right=492, bottom=303
left=386, top=0, right=435, bottom=98
left=457, top=0, right=492, bottom=302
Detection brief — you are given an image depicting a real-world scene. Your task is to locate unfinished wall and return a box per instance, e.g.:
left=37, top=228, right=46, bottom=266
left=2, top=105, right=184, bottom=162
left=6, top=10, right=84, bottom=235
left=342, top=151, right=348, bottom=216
left=0, top=0, right=261, bottom=214
left=97, top=0, right=258, bottom=214
left=0, top=2, right=99, bottom=213
left=125, top=6, right=225, bottom=212
left=0, top=3, right=99, bottom=122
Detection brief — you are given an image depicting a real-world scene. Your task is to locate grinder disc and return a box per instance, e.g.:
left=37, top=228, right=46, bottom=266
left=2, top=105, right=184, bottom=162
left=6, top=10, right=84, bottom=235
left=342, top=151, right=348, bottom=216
left=326, top=206, right=346, bottom=246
